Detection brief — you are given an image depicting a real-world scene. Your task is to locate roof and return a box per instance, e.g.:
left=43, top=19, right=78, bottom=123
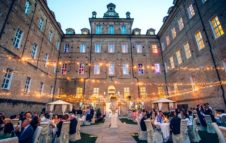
left=153, top=98, right=175, bottom=103
left=47, top=100, right=72, bottom=105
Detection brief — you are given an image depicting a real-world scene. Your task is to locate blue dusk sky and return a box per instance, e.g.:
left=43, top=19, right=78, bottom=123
left=47, top=0, right=173, bottom=34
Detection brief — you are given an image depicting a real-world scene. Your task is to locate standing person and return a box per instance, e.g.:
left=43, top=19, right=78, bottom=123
left=16, top=119, right=34, bottom=143
left=170, top=111, right=181, bottom=143
left=69, top=114, right=78, bottom=142
left=196, top=105, right=207, bottom=127
left=204, top=103, right=216, bottom=122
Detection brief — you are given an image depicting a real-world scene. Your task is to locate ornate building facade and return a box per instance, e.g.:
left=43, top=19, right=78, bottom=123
left=0, top=0, right=225, bottom=115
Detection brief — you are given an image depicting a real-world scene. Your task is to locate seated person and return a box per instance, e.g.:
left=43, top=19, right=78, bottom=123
left=16, top=119, right=34, bottom=143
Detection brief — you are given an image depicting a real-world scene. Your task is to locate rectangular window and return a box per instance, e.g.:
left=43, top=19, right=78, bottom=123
left=166, top=36, right=170, bottom=46
left=40, top=82, right=44, bottom=96
left=64, top=43, right=69, bottom=53
left=94, top=64, right=100, bottom=75
left=53, top=64, right=57, bottom=74
left=164, top=62, right=168, bottom=73
left=178, top=17, right=184, bottom=31
left=140, top=87, right=146, bottom=98
left=31, top=43, right=38, bottom=59
left=44, top=53, right=49, bottom=67
left=187, top=4, right=195, bottom=19
left=96, top=25, right=102, bottom=34
left=223, top=59, right=226, bottom=72
left=38, top=18, right=44, bottom=31
left=56, top=40, right=60, bottom=50
left=138, top=64, right=144, bottom=75
left=1, top=69, right=13, bottom=90
left=121, top=25, right=127, bottom=34
left=171, top=27, right=177, bottom=39
left=24, top=77, right=31, bottom=93
left=122, top=64, right=129, bottom=75
left=190, top=77, right=198, bottom=92
left=176, top=50, right=182, bottom=65
left=95, top=43, right=101, bottom=53
left=124, top=87, right=130, bottom=98
left=195, top=31, right=205, bottom=50
left=108, top=63, right=115, bottom=75
left=48, top=30, right=54, bottom=42
left=13, top=28, right=23, bottom=49
left=174, top=83, right=178, bottom=93
left=76, top=87, right=83, bottom=96
left=184, top=42, right=191, bottom=59
left=158, top=87, right=164, bottom=97
left=50, top=86, right=54, bottom=96
left=108, top=25, right=114, bottom=34
left=210, top=16, right=224, bottom=39
left=121, top=43, right=128, bottom=53
left=136, top=44, right=143, bottom=53
left=79, top=63, right=85, bottom=75
left=93, top=88, right=99, bottom=95
left=108, top=43, right=115, bottom=53
left=154, top=63, right=161, bottom=73
left=152, top=44, right=158, bottom=54
left=170, top=56, right=175, bottom=69
left=61, top=64, right=67, bottom=75
left=80, top=44, right=86, bottom=53
left=24, top=0, right=31, bottom=15
left=161, top=42, right=166, bottom=51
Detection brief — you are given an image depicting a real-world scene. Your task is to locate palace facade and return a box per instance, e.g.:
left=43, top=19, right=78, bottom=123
left=0, top=0, right=225, bottom=115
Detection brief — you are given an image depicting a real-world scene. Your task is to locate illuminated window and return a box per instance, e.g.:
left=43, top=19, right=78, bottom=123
left=184, top=42, right=192, bottom=59
left=108, top=25, right=114, bottom=34
left=121, top=25, right=127, bottom=34
left=124, top=87, right=130, bottom=98
left=176, top=50, right=182, bottom=65
left=108, top=63, right=115, bottom=75
left=24, top=77, right=31, bottom=94
left=190, top=77, right=198, bottom=92
left=178, top=17, right=184, bottom=31
left=108, top=43, right=115, bottom=53
left=187, top=4, right=195, bottom=19
left=95, top=43, right=101, bottom=53
left=96, top=24, right=102, bottom=34
left=1, top=69, right=13, bottom=90
left=136, top=44, right=143, bottom=53
left=53, top=64, right=57, bottom=74
left=48, top=30, right=54, bottom=42
left=79, top=63, right=85, bottom=75
left=158, top=87, right=164, bottom=97
left=166, top=36, right=170, bottom=46
left=223, top=60, right=226, bottom=71
left=94, top=64, right=100, bottom=75
left=152, top=44, right=158, bottom=54
left=121, top=43, right=128, bottom=53
left=195, top=31, right=205, bottom=50
left=24, top=0, right=31, bottom=15
left=140, top=87, right=146, bottom=98
left=43, top=53, right=49, bottom=67
left=76, top=87, right=83, bottom=96
left=138, top=64, right=144, bottom=75
left=210, top=16, right=224, bottom=39
left=154, top=63, right=161, bottom=73
left=64, top=43, right=69, bottom=53
left=31, top=43, right=38, bottom=59
left=93, top=88, right=99, bottom=95
left=170, top=56, right=175, bottom=69
left=61, top=64, right=67, bottom=75
left=38, top=18, right=44, bottom=31
left=122, top=64, right=129, bottom=75
left=13, top=28, right=23, bottom=49
left=171, top=27, right=177, bottom=39
left=80, top=44, right=86, bottom=53
left=40, top=82, right=44, bottom=96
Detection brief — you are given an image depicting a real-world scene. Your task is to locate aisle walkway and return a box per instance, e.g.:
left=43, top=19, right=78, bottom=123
left=81, top=118, right=138, bottom=143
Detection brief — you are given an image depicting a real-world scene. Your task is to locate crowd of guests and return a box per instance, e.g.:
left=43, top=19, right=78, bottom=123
left=133, top=103, right=224, bottom=143
left=0, top=106, right=104, bottom=143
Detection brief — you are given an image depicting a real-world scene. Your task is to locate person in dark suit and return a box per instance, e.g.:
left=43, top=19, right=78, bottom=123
left=3, top=118, right=14, bottom=136
left=90, top=106, right=95, bottom=119
left=170, top=111, right=181, bottom=143
left=140, top=113, right=147, bottom=131
left=17, top=119, right=34, bottom=143
left=69, top=115, right=78, bottom=135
